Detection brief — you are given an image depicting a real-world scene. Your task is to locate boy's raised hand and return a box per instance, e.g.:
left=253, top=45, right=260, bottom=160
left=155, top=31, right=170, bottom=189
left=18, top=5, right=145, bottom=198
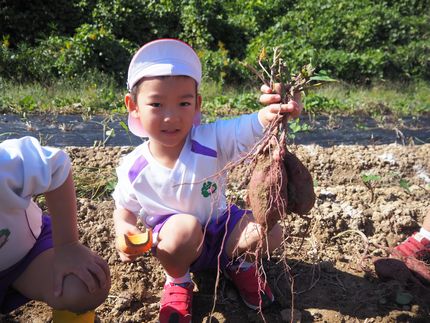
left=258, top=84, right=303, bottom=127
left=53, top=242, right=110, bottom=297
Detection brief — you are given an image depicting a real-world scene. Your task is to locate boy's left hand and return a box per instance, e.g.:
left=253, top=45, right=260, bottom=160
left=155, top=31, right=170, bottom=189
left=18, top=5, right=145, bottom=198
left=53, top=242, right=110, bottom=297
left=258, top=84, right=303, bottom=127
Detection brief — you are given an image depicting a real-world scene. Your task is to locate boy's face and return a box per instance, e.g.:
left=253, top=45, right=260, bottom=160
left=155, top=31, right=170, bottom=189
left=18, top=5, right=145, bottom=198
left=126, top=76, right=201, bottom=154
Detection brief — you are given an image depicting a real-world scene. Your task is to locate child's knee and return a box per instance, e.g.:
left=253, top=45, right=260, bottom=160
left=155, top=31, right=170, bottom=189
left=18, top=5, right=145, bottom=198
left=157, top=214, right=203, bottom=264
left=267, top=223, right=283, bottom=252
left=49, top=274, right=110, bottom=313
left=248, top=222, right=282, bottom=253
left=159, top=214, right=203, bottom=248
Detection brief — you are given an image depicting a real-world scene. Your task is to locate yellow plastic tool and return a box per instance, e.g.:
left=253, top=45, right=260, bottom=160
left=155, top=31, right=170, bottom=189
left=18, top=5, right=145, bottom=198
left=116, top=230, right=153, bottom=255
left=52, top=310, right=95, bottom=323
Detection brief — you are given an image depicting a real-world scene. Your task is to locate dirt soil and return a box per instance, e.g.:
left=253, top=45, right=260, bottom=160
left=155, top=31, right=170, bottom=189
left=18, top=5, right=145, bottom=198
left=3, top=143, right=430, bottom=323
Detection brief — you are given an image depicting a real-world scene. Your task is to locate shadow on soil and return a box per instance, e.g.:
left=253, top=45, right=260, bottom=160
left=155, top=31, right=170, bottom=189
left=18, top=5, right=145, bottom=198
left=191, top=259, right=430, bottom=322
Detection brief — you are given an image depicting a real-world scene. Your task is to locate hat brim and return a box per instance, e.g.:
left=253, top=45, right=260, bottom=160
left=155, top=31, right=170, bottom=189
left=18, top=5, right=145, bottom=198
left=128, top=114, right=148, bottom=137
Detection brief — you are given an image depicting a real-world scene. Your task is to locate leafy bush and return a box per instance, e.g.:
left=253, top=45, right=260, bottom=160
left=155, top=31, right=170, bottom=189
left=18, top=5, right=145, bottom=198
left=0, top=0, right=91, bottom=46
left=0, top=0, right=429, bottom=85
left=92, top=0, right=181, bottom=44
left=247, top=0, right=430, bottom=83
left=0, top=24, right=135, bottom=83
left=52, top=24, right=135, bottom=81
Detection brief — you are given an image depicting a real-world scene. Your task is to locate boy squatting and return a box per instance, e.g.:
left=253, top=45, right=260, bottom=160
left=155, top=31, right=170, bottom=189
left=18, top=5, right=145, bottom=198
left=112, top=38, right=302, bottom=323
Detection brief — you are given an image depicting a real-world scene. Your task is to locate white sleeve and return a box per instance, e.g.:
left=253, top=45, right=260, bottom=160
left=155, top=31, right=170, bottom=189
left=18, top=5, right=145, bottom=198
left=215, top=112, right=264, bottom=164
left=112, top=160, right=141, bottom=214
left=0, top=136, right=71, bottom=209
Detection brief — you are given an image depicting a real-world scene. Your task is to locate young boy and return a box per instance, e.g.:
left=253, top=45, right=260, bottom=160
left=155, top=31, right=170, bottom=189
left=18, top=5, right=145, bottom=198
left=0, top=136, right=110, bottom=322
left=112, top=38, right=302, bottom=322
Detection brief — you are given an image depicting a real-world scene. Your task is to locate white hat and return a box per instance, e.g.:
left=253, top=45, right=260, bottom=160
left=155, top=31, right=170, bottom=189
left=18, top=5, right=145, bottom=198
left=127, top=38, right=202, bottom=137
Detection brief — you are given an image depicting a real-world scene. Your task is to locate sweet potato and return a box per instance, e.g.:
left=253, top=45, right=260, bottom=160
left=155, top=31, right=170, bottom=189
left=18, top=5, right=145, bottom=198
left=248, top=152, right=288, bottom=231
left=283, top=150, right=316, bottom=215
left=248, top=147, right=315, bottom=231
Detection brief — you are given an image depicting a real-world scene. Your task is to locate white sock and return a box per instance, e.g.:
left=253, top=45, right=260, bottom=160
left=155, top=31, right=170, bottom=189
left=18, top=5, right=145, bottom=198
left=165, top=270, right=192, bottom=285
left=418, top=228, right=430, bottom=241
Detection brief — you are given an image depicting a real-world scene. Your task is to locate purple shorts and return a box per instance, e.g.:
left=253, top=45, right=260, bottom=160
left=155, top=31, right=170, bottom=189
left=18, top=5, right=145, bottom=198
left=0, top=215, right=53, bottom=314
left=152, top=205, right=251, bottom=272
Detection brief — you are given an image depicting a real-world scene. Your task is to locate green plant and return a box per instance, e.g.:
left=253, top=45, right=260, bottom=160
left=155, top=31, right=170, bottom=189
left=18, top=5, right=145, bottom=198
left=288, top=119, right=311, bottom=140
left=399, top=178, right=411, bottom=193
left=0, top=0, right=88, bottom=47
left=199, top=43, right=231, bottom=85
left=18, top=95, right=37, bottom=111
left=361, top=173, right=382, bottom=203
left=303, top=93, right=347, bottom=115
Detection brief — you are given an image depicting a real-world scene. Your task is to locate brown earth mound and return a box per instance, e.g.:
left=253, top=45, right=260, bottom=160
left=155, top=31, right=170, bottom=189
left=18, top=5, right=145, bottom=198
left=3, top=143, right=430, bottom=322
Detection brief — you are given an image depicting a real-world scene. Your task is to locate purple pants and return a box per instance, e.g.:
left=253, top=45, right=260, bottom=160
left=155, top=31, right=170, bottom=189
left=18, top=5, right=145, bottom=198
left=0, top=215, right=53, bottom=314
left=152, top=205, right=251, bottom=272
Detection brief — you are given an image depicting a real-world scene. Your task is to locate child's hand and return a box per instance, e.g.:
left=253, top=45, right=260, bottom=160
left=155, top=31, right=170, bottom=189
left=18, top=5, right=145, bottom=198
left=115, top=225, right=145, bottom=262
left=53, top=242, right=110, bottom=297
left=258, top=84, right=303, bottom=127
left=113, top=208, right=143, bottom=262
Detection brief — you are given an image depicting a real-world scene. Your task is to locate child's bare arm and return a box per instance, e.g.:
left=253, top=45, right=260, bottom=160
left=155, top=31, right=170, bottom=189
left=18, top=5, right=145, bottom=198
left=45, top=171, right=79, bottom=246
left=45, top=171, right=110, bottom=296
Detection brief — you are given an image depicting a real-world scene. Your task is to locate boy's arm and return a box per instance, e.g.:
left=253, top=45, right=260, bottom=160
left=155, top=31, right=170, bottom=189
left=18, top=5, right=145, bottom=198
left=112, top=157, right=144, bottom=261
left=45, top=171, right=110, bottom=296
left=45, top=171, right=79, bottom=246
left=213, top=85, right=303, bottom=163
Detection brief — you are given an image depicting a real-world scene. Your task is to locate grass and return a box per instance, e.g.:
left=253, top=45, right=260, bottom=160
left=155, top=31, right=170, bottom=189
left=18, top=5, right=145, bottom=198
left=0, top=74, right=429, bottom=120
left=72, top=165, right=117, bottom=199
left=312, top=80, right=430, bottom=117
left=0, top=73, right=126, bottom=116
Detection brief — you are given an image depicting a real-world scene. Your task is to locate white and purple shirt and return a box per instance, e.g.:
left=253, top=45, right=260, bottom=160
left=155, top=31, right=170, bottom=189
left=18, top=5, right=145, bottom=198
left=113, top=113, right=264, bottom=227
left=0, top=136, right=71, bottom=271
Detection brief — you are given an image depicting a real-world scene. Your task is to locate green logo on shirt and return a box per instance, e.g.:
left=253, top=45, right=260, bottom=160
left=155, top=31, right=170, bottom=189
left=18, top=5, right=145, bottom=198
left=201, top=181, right=217, bottom=197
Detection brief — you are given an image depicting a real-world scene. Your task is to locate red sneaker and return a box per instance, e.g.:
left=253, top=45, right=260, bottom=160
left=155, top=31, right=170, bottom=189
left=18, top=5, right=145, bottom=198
left=394, top=232, right=430, bottom=260
left=374, top=232, right=430, bottom=286
left=159, top=282, right=193, bottom=323
left=225, top=266, right=274, bottom=310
